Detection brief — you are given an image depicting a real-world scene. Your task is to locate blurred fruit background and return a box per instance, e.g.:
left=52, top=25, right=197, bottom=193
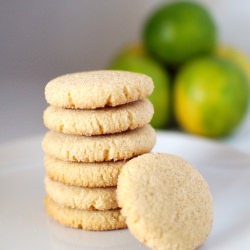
left=0, top=0, right=250, bottom=146
left=108, top=1, right=250, bottom=138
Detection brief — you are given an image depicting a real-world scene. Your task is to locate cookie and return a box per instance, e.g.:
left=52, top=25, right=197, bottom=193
left=45, top=196, right=126, bottom=231
left=45, top=176, right=118, bottom=210
left=42, top=124, right=156, bottom=162
left=44, top=155, right=125, bottom=187
left=43, top=99, right=154, bottom=135
left=117, top=153, right=214, bottom=250
left=45, top=70, right=154, bottom=109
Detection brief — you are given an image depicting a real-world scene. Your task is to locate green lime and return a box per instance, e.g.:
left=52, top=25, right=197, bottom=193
left=143, top=1, right=217, bottom=65
left=173, top=56, right=249, bottom=137
left=109, top=44, right=171, bottom=129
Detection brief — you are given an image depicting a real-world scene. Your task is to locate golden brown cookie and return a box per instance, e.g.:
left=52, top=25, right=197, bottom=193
left=43, top=99, right=153, bottom=135
left=44, top=155, right=125, bottom=187
left=42, top=125, right=156, bottom=162
left=117, top=153, right=214, bottom=250
left=45, top=196, right=126, bottom=231
left=45, top=176, right=118, bottom=210
left=45, top=70, right=154, bottom=109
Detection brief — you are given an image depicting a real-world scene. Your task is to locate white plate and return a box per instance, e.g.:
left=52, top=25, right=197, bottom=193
left=1, top=132, right=250, bottom=250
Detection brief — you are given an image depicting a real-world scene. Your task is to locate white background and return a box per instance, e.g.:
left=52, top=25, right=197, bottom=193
left=0, top=0, right=249, bottom=151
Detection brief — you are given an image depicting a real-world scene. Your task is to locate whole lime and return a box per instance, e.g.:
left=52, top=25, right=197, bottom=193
left=143, top=1, right=217, bottom=65
left=109, top=44, right=171, bottom=129
left=173, top=56, right=249, bottom=137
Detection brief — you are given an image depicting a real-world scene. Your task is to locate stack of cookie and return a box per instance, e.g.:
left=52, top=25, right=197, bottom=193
left=42, top=70, right=156, bottom=231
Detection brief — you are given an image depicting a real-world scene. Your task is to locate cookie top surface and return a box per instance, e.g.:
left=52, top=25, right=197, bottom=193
left=43, top=99, right=154, bottom=135
left=117, top=153, right=214, bottom=250
left=45, top=70, right=154, bottom=109
left=42, top=125, right=156, bottom=162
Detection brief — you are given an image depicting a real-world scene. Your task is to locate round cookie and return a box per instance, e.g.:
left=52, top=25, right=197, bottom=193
left=45, top=196, right=126, bottom=231
left=44, top=155, right=125, bottom=187
left=45, top=176, right=118, bottom=210
left=43, top=99, right=154, bottom=135
left=117, top=153, right=214, bottom=250
left=45, top=70, right=154, bottom=109
left=42, top=125, right=156, bottom=162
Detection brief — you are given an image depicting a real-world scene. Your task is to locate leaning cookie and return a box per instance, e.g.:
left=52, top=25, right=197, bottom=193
left=42, top=125, right=156, bottom=162
left=43, top=99, right=154, bottom=136
left=44, top=155, right=125, bottom=187
left=117, top=153, right=214, bottom=250
left=45, top=177, right=118, bottom=210
left=45, top=196, right=126, bottom=231
left=45, top=70, right=154, bottom=109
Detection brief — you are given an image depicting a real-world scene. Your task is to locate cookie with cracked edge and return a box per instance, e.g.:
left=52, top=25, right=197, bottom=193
left=45, top=70, right=154, bottom=109
left=43, top=99, right=154, bottom=136
left=44, top=155, right=125, bottom=187
left=42, top=124, right=156, bottom=162
left=45, top=176, right=118, bottom=210
left=45, top=196, right=127, bottom=231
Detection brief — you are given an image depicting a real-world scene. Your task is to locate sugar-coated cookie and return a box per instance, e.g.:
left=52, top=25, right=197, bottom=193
left=117, top=153, right=214, bottom=250
left=43, top=99, right=153, bottom=135
left=45, top=176, right=118, bottom=210
left=42, top=125, right=156, bottom=162
left=45, top=196, right=126, bottom=231
left=44, top=155, right=125, bottom=187
left=45, top=70, right=154, bottom=109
